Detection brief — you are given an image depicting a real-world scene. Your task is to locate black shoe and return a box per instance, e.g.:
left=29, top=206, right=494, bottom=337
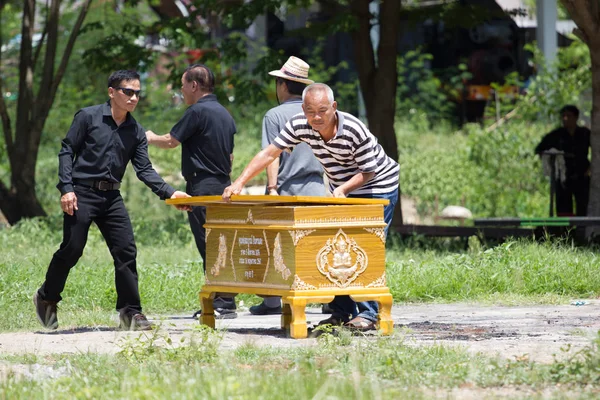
left=33, top=292, right=58, bottom=330
left=317, top=315, right=347, bottom=327
left=119, top=311, right=154, bottom=331
left=249, top=302, right=282, bottom=315
left=192, top=296, right=238, bottom=319
left=321, top=303, right=333, bottom=314
left=213, top=296, right=236, bottom=310
left=192, top=308, right=238, bottom=320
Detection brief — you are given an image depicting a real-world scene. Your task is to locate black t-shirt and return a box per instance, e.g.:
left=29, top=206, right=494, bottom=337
left=535, top=126, right=591, bottom=178
left=170, top=94, right=236, bottom=179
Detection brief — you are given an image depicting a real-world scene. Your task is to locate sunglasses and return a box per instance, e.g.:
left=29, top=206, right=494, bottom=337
left=113, top=87, right=141, bottom=97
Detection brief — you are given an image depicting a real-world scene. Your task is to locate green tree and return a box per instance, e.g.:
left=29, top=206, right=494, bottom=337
left=0, top=0, right=93, bottom=224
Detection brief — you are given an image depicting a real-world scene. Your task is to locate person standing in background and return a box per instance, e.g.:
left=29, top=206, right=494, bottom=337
left=249, top=56, right=325, bottom=316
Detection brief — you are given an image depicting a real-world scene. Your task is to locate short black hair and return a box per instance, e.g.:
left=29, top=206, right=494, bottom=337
left=185, top=64, right=215, bottom=93
left=108, top=70, right=140, bottom=88
left=560, top=105, right=580, bottom=118
left=276, top=77, right=307, bottom=96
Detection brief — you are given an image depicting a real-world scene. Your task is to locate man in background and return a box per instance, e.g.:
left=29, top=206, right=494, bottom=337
left=535, top=105, right=591, bottom=216
left=249, top=56, right=325, bottom=316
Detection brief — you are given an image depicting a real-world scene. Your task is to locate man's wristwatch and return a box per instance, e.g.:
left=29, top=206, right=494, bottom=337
left=267, top=184, right=277, bottom=191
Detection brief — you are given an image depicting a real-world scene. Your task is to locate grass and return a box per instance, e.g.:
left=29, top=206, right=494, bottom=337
left=2, top=328, right=600, bottom=398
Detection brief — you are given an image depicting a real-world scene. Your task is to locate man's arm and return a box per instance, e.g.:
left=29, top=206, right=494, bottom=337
left=146, top=130, right=181, bottom=149
left=223, top=144, right=283, bottom=200
left=132, top=132, right=178, bottom=199
left=332, top=172, right=375, bottom=198
left=57, top=110, right=91, bottom=215
left=266, top=158, right=280, bottom=195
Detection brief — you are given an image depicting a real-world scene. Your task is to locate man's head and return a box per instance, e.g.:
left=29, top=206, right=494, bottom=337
left=181, top=64, right=215, bottom=105
left=268, top=56, right=314, bottom=104
left=108, top=70, right=141, bottom=113
left=560, top=105, right=579, bottom=131
left=275, top=77, right=307, bottom=103
left=301, top=83, right=337, bottom=133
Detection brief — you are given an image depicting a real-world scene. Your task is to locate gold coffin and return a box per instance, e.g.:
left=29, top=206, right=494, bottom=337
left=166, top=195, right=394, bottom=338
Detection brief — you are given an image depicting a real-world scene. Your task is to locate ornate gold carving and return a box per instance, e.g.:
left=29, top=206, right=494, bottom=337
left=318, top=282, right=364, bottom=289
left=262, top=230, right=271, bottom=283
left=295, top=216, right=384, bottom=227
left=246, top=209, right=255, bottom=224
left=364, top=227, right=386, bottom=244
left=291, top=275, right=317, bottom=290
left=229, top=230, right=238, bottom=281
left=210, top=234, right=227, bottom=276
left=207, top=217, right=294, bottom=225
left=288, top=229, right=316, bottom=246
left=366, top=273, right=387, bottom=288
left=207, top=216, right=383, bottom=227
left=205, top=228, right=211, bottom=239
left=272, top=233, right=292, bottom=280
left=316, top=229, right=368, bottom=288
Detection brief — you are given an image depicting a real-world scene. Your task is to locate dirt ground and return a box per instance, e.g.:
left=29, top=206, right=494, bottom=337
left=1, top=301, right=598, bottom=364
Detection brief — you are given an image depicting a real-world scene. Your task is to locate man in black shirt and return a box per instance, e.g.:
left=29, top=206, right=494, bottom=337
left=146, top=64, right=238, bottom=319
left=33, top=70, right=190, bottom=331
left=535, top=105, right=591, bottom=216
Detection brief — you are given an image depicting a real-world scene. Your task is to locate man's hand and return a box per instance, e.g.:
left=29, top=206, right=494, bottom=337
left=222, top=182, right=244, bottom=201
left=332, top=187, right=347, bottom=198
left=170, top=191, right=192, bottom=211
left=268, top=188, right=279, bottom=196
left=61, top=192, right=78, bottom=215
left=145, top=130, right=157, bottom=141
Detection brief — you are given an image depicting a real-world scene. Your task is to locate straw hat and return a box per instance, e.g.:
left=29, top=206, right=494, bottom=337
left=268, top=56, right=314, bottom=85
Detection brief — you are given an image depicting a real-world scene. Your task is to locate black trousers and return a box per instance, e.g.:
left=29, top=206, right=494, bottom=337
left=38, top=186, right=141, bottom=315
left=185, top=174, right=231, bottom=269
left=555, top=176, right=590, bottom=217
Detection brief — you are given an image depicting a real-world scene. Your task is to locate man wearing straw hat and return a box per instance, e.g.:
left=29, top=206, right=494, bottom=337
left=249, top=56, right=325, bottom=316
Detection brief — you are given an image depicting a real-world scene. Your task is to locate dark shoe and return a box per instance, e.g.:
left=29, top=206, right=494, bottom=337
left=192, top=308, right=238, bottom=319
left=213, top=296, right=236, bottom=310
left=345, top=316, right=377, bottom=332
left=249, top=302, right=282, bottom=315
left=33, top=292, right=58, bottom=330
left=192, top=296, right=238, bottom=319
left=321, top=303, right=333, bottom=314
left=317, top=315, right=346, bottom=327
left=119, top=311, right=154, bottom=331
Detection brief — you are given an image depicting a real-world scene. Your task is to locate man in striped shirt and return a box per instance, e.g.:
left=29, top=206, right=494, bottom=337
left=223, top=83, right=399, bottom=331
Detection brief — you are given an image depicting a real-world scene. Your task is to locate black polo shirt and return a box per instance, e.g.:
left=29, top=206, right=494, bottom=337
left=535, top=126, right=591, bottom=178
left=170, top=94, right=236, bottom=179
left=57, top=101, right=175, bottom=199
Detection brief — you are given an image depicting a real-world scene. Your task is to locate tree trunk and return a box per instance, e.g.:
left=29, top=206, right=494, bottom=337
left=350, top=0, right=402, bottom=225
left=0, top=180, right=46, bottom=225
left=586, top=42, right=600, bottom=238
left=0, top=0, right=93, bottom=225
left=559, top=0, right=599, bottom=240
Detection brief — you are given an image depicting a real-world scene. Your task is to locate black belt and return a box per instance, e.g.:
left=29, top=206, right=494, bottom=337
left=74, top=179, right=120, bottom=191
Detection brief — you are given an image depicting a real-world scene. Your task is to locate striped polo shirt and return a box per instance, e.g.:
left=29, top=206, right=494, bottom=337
left=273, top=111, right=399, bottom=195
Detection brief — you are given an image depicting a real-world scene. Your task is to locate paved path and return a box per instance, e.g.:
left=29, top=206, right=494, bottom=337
left=1, top=302, right=599, bottom=363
